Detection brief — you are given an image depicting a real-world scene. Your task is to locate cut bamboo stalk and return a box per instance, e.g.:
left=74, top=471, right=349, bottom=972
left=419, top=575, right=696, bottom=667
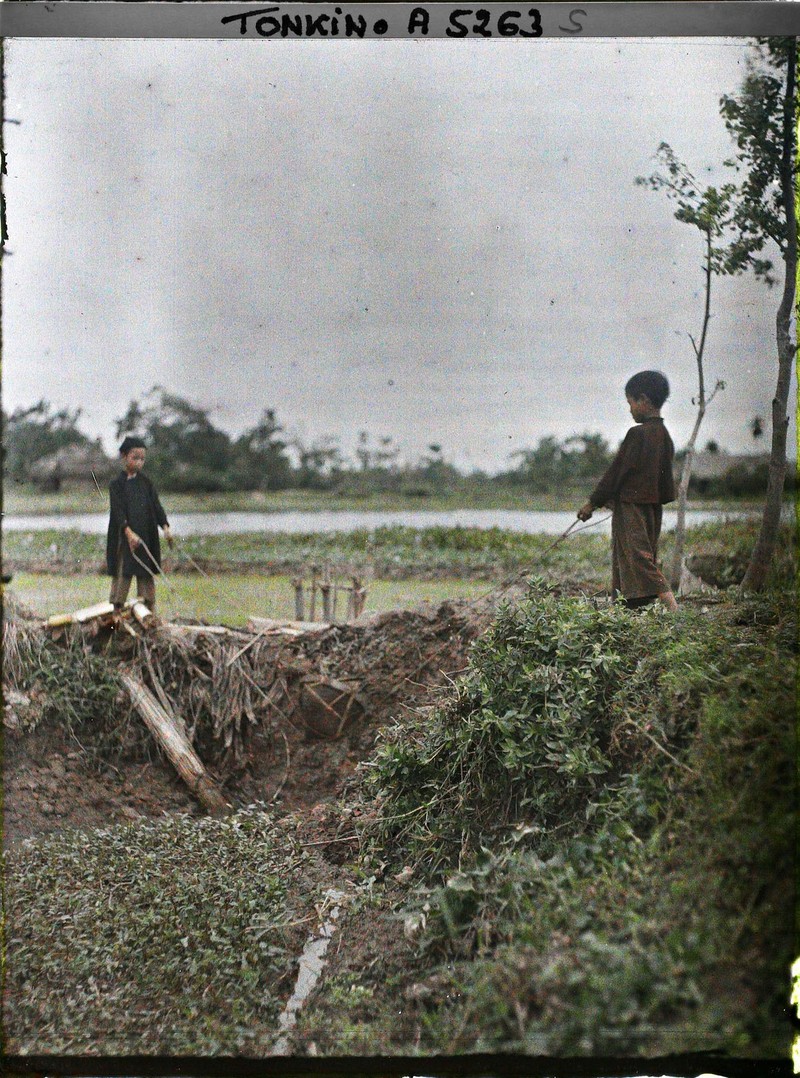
left=247, top=617, right=330, bottom=634
left=120, top=673, right=230, bottom=816
left=161, top=624, right=231, bottom=636
left=47, top=601, right=116, bottom=628
left=128, top=600, right=153, bottom=627
left=74, top=601, right=116, bottom=623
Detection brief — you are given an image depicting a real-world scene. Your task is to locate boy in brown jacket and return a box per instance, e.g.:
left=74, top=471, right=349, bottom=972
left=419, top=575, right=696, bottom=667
left=578, top=370, right=678, bottom=611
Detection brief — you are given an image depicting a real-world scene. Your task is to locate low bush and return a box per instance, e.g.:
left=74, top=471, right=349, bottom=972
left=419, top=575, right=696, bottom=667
left=366, top=583, right=703, bottom=871
left=359, top=585, right=795, bottom=1056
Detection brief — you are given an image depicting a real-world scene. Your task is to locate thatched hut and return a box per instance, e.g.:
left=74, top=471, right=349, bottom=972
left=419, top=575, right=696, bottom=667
left=27, top=442, right=115, bottom=492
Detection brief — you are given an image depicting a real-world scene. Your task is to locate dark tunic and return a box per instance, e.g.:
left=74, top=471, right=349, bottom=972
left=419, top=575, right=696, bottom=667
left=588, top=418, right=675, bottom=601
left=589, top=417, right=675, bottom=508
left=106, top=472, right=169, bottom=579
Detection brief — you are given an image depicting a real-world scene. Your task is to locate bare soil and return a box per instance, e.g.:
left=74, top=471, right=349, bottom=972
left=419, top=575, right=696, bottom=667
left=3, top=598, right=498, bottom=850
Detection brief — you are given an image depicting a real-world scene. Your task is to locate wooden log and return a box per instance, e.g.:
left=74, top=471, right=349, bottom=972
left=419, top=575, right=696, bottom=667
left=120, top=673, right=230, bottom=816
left=309, top=567, right=319, bottom=621
left=353, top=581, right=367, bottom=619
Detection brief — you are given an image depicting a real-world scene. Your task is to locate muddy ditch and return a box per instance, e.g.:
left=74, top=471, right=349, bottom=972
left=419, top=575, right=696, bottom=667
left=3, top=593, right=498, bottom=848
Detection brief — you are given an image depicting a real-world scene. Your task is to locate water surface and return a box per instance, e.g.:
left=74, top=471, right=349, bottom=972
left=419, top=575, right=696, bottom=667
left=2, top=507, right=754, bottom=536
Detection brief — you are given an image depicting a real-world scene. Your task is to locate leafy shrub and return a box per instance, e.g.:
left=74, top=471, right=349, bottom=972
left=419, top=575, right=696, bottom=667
left=361, top=588, right=795, bottom=1057
left=366, top=582, right=697, bottom=871
left=6, top=630, right=135, bottom=761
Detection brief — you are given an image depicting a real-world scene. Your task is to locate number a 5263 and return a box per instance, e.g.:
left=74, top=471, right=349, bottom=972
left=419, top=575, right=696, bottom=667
left=445, top=8, right=543, bottom=37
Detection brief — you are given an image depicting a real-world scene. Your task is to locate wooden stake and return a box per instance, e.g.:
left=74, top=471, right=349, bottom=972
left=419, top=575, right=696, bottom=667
left=320, top=578, right=332, bottom=622
left=121, top=673, right=230, bottom=816
left=293, top=577, right=305, bottom=621
left=309, top=568, right=318, bottom=622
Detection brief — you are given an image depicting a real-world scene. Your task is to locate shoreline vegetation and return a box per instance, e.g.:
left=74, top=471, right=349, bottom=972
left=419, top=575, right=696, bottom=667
left=2, top=483, right=781, bottom=517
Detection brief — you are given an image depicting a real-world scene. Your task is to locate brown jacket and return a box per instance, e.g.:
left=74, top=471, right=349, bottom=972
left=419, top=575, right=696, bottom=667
left=589, top=417, right=675, bottom=507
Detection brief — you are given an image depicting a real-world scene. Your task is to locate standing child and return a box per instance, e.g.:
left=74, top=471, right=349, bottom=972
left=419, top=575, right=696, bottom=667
left=107, top=436, right=173, bottom=612
left=577, top=371, right=678, bottom=611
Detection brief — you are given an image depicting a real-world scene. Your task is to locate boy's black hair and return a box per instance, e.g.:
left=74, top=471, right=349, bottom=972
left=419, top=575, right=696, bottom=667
left=119, top=435, right=146, bottom=455
left=625, top=370, right=670, bottom=408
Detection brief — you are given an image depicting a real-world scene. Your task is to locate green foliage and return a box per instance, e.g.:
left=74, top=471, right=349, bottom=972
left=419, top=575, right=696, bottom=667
left=2, top=401, right=93, bottom=483
left=358, top=589, right=795, bottom=1057
left=636, top=142, right=748, bottom=274
left=503, top=433, right=613, bottom=493
left=230, top=409, right=294, bottom=491
left=15, top=631, right=132, bottom=762
left=4, top=808, right=317, bottom=1054
left=367, top=583, right=697, bottom=871
left=719, top=39, right=797, bottom=265
left=638, top=37, right=797, bottom=286
left=115, top=386, right=235, bottom=492
left=691, top=458, right=797, bottom=498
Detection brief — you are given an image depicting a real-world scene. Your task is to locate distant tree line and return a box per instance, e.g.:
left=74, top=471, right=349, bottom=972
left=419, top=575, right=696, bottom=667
left=2, top=387, right=784, bottom=498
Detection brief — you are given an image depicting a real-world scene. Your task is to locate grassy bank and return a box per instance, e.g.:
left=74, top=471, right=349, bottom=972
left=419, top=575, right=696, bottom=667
left=6, top=584, right=794, bottom=1056
left=299, top=586, right=796, bottom=1056
left=4, top=517, right=795, bottom=1057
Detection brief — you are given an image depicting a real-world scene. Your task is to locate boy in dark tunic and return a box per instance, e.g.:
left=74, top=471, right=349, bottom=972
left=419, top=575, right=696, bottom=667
left=578, top=371, right=678, bottom=611
left=107, top=436, right=173, bottom=612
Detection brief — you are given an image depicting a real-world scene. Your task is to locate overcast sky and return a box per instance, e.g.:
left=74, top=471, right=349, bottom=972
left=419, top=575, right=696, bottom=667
left=3, top=37, right=794, bottom=472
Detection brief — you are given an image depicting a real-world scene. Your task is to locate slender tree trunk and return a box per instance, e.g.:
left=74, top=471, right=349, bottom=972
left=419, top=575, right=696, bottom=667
left=670, top=229, right=713, bottom=591
left=741, top=40, right=797, bottom=592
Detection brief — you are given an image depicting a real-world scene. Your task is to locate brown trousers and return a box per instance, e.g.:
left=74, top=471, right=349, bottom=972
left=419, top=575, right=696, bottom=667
left=110, top=573, right=156, bottom=611
left=611, top=500, right=669, bottom=602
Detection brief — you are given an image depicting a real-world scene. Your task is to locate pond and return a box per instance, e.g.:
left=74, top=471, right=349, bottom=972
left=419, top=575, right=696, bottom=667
left=2, top=507, right=756, bottom=536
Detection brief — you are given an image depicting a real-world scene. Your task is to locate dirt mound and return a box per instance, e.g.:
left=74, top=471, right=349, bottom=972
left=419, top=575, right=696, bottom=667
left=3, top=599, right=494, bottom=846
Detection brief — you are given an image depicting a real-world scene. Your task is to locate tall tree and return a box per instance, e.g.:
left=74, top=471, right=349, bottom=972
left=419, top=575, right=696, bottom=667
left=115, top=386, right=233, bottom=491
left=637, top=146, right=734, bottom=589
left=232, top=409, right=293, bottom=491
left=720, top=39, right=797, bottom=591
left=636, top=38, right=796, bottom=592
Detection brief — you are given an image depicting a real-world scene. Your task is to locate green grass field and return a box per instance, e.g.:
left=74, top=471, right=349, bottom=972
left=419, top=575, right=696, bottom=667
left=11, top=572, right=493, bottom=627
